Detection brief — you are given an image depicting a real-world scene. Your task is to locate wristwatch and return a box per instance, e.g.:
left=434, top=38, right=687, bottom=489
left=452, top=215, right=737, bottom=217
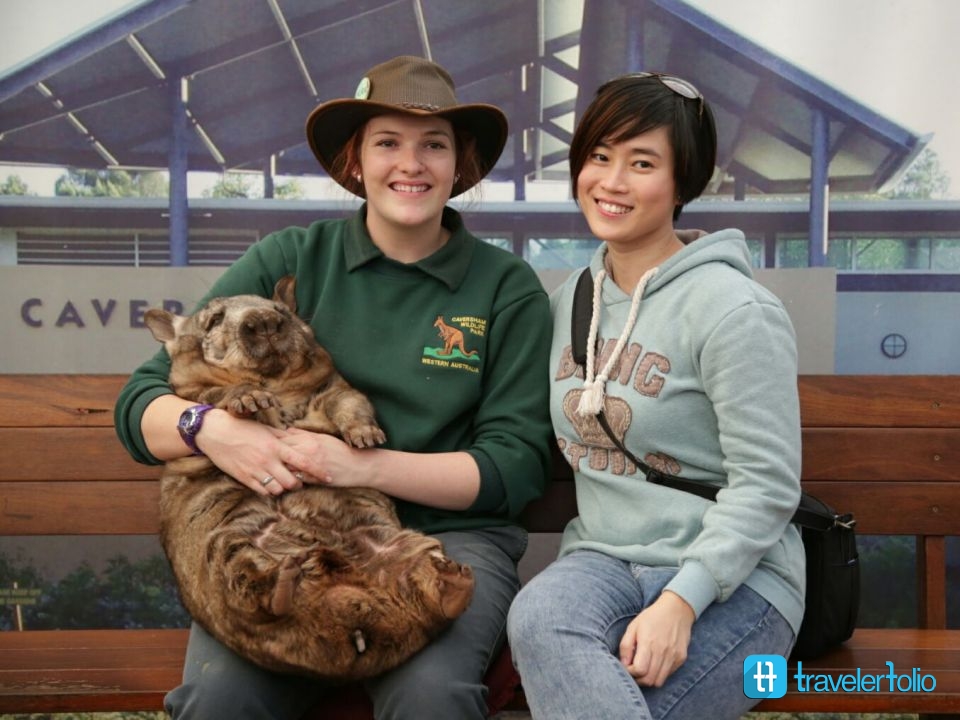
left=177, top=404, right=215, bottom=455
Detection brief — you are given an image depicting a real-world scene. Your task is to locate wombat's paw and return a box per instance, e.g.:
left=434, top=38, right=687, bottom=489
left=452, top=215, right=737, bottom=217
left=433, top=556, right=475, bottom=619
left=223, top=387, right=278, bottom=416
left=341, top=422, right=387, bottom=448
left=268, top=556, right=301, bottom=616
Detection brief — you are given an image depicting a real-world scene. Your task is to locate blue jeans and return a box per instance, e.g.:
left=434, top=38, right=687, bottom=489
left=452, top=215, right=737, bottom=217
left=165, top=526, right=527, bottom=720
left=507, top=550, right=794, bottom=720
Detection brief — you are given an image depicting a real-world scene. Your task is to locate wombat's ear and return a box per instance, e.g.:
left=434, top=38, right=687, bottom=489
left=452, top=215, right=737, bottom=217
left=144, top=308, right=177, bottom=343
left=273, top=275, right=297, bottom=313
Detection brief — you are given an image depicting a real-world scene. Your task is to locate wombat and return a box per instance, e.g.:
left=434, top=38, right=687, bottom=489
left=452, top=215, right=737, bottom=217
left=144, top=275, right=474, bottom=680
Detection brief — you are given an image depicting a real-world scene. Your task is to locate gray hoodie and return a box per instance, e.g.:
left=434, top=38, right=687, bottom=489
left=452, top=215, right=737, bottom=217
left=549, top=227, right=805, bottom=633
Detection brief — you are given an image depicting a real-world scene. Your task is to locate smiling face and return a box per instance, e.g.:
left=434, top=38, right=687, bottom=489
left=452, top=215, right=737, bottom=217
left=575, top=125, right=678, bottom=249
left=359, top=113, right=457, bottom=253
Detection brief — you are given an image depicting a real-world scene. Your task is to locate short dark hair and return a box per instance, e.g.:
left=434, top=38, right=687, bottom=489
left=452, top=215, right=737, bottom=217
left=330, top=118, right=484, bottom=199
left=569, top=74, right=717, bottom=221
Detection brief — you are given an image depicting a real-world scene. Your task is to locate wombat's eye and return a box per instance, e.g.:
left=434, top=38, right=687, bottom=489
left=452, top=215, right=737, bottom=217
left=204, top=311, right=224, bottom=332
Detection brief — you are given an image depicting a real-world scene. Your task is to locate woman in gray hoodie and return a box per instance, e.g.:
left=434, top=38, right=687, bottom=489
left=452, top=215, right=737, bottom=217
left=507, top=72, right=804, bottom=720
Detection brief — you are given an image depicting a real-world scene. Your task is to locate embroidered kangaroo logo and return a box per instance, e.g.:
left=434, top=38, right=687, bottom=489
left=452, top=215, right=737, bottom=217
left=434, top=316, right=478, bottom=357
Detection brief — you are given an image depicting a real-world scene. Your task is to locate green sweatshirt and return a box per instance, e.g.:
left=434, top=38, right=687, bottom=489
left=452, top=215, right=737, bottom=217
left=115, top=205, right=553, bottom=533
left=550, top=229, right=805, bottom=634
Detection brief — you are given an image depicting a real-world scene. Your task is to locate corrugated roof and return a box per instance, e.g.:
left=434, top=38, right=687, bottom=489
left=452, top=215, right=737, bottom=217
left=0, top=0, right=929, bottom=195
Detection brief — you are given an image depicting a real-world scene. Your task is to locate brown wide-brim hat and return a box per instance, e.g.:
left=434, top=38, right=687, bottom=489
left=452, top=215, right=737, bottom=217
left=306, top=55, right=508, bottom=198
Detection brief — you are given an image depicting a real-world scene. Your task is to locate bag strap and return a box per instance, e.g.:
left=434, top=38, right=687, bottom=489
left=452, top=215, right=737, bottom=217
left=571, top=266, right=594, bottom=368
left=570, top=268, right=841, bottom=532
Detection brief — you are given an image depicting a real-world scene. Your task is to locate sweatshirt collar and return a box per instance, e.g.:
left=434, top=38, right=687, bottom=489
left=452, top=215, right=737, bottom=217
left=344, top=204, right=474, bottom=291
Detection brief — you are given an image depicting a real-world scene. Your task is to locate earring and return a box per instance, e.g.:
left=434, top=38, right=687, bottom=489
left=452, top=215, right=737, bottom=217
left=454, top=173, right=461, bottom=183
left=354, top=173, right=362, bottom=182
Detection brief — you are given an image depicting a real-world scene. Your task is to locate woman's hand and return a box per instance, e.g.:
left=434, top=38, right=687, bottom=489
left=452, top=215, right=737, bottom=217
left=619, top=591, right=695, bottom=687
left=275, top=427, right=370, bottom=488
left=196, top=409, right=310, bottom=496
left=277, top=428, right=372, bottom=487
left=276, top=427, right=481, bottom=510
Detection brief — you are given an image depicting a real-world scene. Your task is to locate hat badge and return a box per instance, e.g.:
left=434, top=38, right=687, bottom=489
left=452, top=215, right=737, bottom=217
left=354, top=77, right=371, bottom=100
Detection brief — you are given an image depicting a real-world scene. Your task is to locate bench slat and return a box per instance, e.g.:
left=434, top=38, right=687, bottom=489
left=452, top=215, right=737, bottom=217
left=6, top=425, right=959, bottom=485
left=5, top=629, right=960, bottom=714
left=4, top=375, right=959, bottom=430
left=0, top=629, right=185, bottom=714
left=803, top=428, right=960, bottom=480
left=0, top=428, right=158, bottom=481
left=757, top=628, right=960, bottom=713
left=803, top=481, right=960, bottom=535
left=0, top=628, right=184, bottom=650
left=799, top=375, right=960, bottom=428
left=0, top=374, right=125, bottom=428
left=5, top=479, right=955, bottom=536
left=547, top=428, right=960, bottom=484
left=1, top=481, right=160, bottom=535
left=521, top=479, right=960, bottom=536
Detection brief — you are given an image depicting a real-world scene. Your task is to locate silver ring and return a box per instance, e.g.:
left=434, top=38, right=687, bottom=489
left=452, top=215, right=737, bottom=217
left=294, top=471, right=305, bottom=481
left=260, top=475, right=276, bottom=487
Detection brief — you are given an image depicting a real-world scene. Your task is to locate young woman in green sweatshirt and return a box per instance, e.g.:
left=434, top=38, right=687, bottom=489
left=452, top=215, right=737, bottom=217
left=115, top=56, right=553, bottom=720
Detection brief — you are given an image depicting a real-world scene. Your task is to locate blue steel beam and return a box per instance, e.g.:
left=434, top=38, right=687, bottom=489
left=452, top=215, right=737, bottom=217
left=168, top=79, right=189, bottom=267
left=0, top=0, right=194, bottom=103
left=809, top=109, right=829, bottom=267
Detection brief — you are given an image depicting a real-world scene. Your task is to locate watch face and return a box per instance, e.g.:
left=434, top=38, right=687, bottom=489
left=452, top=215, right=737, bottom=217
left=179, top=406, right=201, bottom=433
left=178, top=404, right=212, bottom=454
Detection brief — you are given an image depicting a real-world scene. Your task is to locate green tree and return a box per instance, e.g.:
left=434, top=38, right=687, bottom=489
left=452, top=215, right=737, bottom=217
left=1, top=549, right=187, bottom=630
left=34, top=555, right=188, bottom=629
left=98, top=555, right=188, bottom=629
left=204, top=172, right=257, bottom=198
left=203, top=173, right=307, bottom=199
left=55, top=168, right=168, bottom=197
left=275, top=178, right=306, bottom=199
left=883, top=146, right=951, bottom=199
left=857, top=536, right=916, bottom=627
left=35, top=563, right=105, bottom=629
left=0, top=174, right=31, bottom=195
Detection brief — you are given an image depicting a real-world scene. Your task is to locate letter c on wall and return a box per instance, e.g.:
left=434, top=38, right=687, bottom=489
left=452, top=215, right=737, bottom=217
left=21, top=298, right=42, bottom=328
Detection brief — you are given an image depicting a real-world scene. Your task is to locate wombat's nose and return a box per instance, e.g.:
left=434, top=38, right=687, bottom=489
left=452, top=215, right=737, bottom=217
left=242, top=311, right=285, bottom=337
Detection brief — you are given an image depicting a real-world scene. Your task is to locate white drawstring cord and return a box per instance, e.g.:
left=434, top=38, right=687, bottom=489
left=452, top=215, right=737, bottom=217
left=576, top=266, right=658, bottom=416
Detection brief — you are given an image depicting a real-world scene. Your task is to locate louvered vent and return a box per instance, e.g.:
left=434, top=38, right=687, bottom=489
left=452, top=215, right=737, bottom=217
left=16, top=230, right=259, bottom=266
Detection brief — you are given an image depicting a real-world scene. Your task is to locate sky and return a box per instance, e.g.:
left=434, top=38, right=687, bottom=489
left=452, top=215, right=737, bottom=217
left=1, top=0, right=958, bottom=198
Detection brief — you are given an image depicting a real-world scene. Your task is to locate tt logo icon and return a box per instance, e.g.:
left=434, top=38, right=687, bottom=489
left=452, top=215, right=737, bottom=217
left=743, top=654, right=787, bottom=699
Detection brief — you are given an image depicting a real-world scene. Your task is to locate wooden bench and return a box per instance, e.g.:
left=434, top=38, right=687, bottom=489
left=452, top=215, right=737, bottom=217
left=2, top=373, right=960, bottom=717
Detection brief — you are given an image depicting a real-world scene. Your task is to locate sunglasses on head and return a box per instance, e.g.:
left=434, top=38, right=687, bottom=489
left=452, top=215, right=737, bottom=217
left=624, top=72, right=704, bottom=118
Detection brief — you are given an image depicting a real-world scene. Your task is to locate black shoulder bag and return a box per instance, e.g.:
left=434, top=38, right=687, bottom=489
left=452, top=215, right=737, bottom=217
left=570, top=268, right=859, bottom=660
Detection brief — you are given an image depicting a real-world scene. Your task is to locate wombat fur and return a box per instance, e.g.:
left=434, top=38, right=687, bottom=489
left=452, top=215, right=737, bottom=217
left=144, top=275, right=474, bottom=680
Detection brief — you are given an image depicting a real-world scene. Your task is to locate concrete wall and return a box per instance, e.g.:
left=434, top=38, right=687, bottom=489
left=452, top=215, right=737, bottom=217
left=2, top=266, right=838, bottom=374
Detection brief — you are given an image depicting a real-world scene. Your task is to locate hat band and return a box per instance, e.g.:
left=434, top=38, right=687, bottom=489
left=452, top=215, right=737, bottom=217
left=400, top=101, right=441, bottom=111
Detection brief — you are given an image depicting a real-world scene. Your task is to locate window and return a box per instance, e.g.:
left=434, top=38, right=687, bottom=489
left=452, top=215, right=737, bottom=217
left=775, top=234, right=960, bottom=271
left=525, top=237, right=600, bottom=270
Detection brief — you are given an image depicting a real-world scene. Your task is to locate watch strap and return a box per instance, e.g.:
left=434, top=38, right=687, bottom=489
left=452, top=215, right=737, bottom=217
left=178, top=403, right=214, bottom=456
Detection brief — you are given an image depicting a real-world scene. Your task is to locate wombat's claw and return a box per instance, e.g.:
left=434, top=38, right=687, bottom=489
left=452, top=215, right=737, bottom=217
left=353, top=629, right=367, bottom=654
left=343, top=424, right=387, bottom=448
left=227, top=389, right=278, bottom=416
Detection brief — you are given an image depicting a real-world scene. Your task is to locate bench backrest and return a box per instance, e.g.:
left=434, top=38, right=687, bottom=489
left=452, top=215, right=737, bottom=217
left=2, top=374, right=959, bottom=625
